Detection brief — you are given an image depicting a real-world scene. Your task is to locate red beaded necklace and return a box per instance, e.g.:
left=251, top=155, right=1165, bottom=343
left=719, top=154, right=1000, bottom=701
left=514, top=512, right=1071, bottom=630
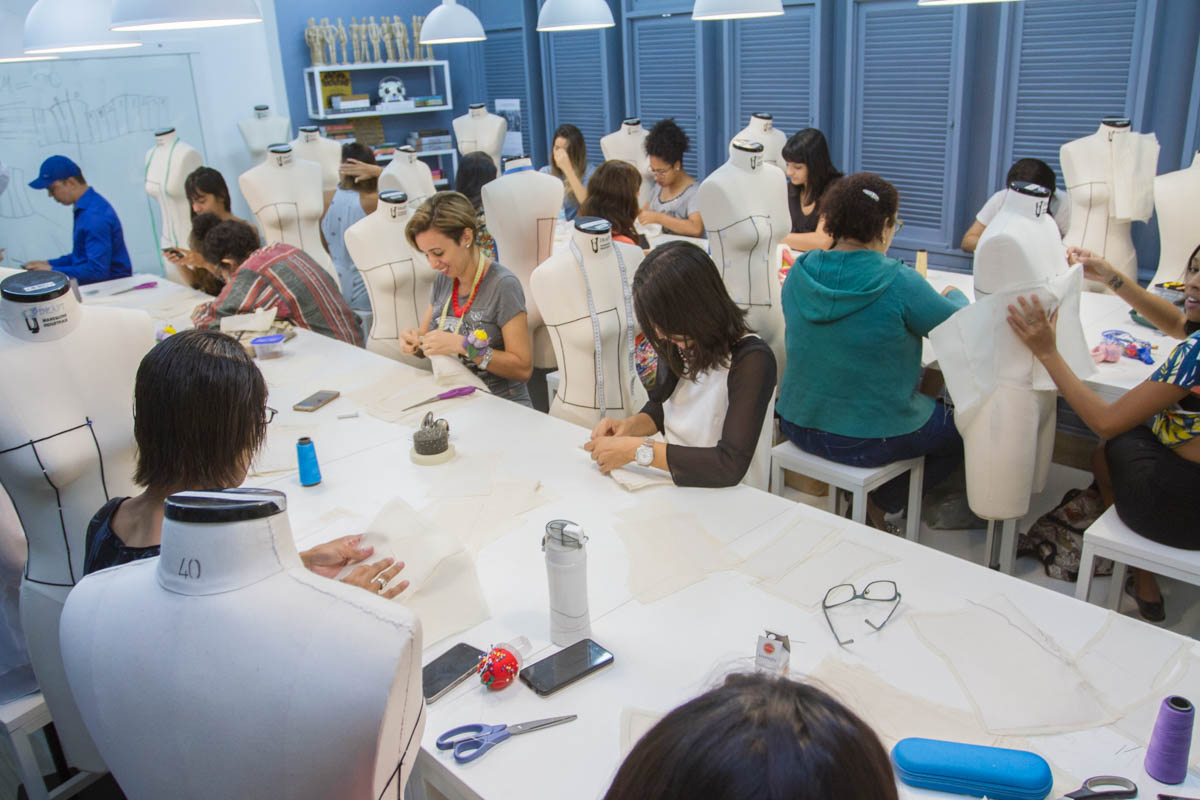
left=451, top=272, right=483, bottom=318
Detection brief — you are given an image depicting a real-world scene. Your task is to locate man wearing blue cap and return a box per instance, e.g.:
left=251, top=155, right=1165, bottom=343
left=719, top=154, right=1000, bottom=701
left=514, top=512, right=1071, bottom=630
left=22, top=155, right=132, bottom=285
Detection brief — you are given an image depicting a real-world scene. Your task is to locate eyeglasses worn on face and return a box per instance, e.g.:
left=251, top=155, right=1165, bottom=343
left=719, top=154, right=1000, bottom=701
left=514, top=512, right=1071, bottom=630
left=893, top=219, right=905, bottom=234
left=822, top=580, right=901, bottom=647
left=650, top=166, right=672, bottom=177
left=264, top=406, right=277, bottom=425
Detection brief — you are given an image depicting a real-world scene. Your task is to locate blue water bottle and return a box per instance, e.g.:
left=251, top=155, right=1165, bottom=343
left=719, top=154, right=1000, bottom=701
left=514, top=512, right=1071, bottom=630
left=296, top=437, right=322, bottom=486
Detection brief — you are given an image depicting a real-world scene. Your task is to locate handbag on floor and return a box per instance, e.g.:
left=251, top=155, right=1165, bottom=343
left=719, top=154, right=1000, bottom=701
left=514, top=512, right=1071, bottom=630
left=1017, top=485, right=1112, bottom=582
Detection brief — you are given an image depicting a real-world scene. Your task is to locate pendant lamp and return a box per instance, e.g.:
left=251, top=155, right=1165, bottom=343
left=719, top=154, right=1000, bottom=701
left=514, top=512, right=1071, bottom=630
left=110, top=0, right=262, bottom=31
left=24, top=0, right=141, bottom=54
left=418, top=0, right=486, bottom=45
left=0, top=9, right=55, bottom=62
left=692, top=0, right=784, bottom=21
left=917, top=0, right=1021, bottom=5
left=537, top=0, right=615, bottom=32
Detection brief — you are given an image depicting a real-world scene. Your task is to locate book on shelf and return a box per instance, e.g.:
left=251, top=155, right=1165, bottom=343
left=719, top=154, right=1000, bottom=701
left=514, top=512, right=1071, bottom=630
left=331, top=93, right=372, bottom=111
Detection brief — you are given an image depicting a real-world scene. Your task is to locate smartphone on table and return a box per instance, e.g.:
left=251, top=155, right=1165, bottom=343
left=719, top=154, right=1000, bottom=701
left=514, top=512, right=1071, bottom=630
left=293, top=390, right=340, bottom=412
left=519, top=638, right=614, bottom=697
left=423, top=643, right=486, bottom=703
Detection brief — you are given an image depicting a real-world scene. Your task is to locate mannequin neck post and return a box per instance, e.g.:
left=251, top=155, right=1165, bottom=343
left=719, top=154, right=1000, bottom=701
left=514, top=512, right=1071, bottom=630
left=728, top=140, right=764, bottom=174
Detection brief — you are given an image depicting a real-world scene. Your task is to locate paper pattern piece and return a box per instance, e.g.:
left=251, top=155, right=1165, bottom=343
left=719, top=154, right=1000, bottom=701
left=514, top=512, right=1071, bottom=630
left=614, top=500, right=741, bottom=604
left=346, top=357, right=486, bottom=424
left=219, top=306, right=276, bottom=332
left=909, top=599, right=1113, bottom=735
left=737, top=521, right=839, bottom=584
left=1074, top=611, right=1186, bottom=715
left=422, top=479, right=556, bottom=555
left=1113, top=650, right=1200, bottom=768
left=758, top=539, right=897, bottom=609
left=619, top=707, right=665, bottom=759
left=608, top=464, right=674, bottom=492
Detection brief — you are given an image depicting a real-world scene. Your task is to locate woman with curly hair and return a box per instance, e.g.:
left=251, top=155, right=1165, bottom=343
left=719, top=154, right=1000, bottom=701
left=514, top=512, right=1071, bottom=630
left=637, top=119, right=704, bottom=238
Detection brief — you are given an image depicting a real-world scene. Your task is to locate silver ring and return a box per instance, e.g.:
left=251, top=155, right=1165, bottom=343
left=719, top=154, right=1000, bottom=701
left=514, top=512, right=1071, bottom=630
left=373, top=575, right=388, bottom=590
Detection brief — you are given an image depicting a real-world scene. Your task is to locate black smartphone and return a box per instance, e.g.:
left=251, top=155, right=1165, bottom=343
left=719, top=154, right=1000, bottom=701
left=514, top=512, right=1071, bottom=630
left=292, top=390, right=340, bottom=412
left=519, top=639, right=614, bottom=697
left=423, top=643, right=484, bottom=703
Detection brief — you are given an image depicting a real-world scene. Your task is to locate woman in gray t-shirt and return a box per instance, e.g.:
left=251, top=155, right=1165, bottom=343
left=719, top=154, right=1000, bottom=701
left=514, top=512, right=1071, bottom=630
left=637, top=118, right=704, bottom=238
left=401, top=191, right=534, bottom=406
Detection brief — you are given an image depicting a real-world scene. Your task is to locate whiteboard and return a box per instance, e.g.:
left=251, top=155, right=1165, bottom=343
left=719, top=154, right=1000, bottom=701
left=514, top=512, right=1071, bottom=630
left=0, top=53, right=206, bottom=276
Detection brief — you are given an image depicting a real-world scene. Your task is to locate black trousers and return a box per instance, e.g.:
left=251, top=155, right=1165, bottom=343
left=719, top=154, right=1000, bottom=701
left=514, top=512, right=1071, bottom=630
left=1106, top=425, right=1200, bottom=549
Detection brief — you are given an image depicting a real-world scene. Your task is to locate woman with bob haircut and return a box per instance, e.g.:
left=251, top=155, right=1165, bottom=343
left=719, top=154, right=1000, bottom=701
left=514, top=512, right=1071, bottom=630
left=604, top=672, right=899, bottom=800
left=780, top=128, right=843, bottom=252
left=585, top=240, right=776, bottom=489
left=401, top=191, right=534, bottom=406
left=579, top=160, right=649, bottom=249
left=637, top=119, right=704, bottom=238
left=540, top=123, right=596, bottom=221
left=84, top=330, right=409, bottom=598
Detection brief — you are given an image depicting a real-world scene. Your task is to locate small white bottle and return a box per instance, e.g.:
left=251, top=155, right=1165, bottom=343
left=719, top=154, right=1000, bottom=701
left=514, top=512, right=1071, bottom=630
left=543, top=519, right=591, bottom=647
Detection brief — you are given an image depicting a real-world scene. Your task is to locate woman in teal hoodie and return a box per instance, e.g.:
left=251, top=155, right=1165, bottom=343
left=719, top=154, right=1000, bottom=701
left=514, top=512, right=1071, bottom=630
left=776, top=173, right=968, bottom=527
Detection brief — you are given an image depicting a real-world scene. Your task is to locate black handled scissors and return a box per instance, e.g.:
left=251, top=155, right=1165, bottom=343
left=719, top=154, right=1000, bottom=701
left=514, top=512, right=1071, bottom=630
left=1061, top=776, right=1137, bottom=799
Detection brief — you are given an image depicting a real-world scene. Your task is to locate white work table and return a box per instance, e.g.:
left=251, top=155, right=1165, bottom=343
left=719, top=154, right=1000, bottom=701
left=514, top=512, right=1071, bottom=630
left=82, top=277, right=1198, bottom=799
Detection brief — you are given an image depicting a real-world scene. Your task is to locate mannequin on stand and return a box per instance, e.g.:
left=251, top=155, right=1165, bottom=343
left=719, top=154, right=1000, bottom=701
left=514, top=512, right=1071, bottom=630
left=238, top=104, right=292, bottom=164
left=239, top=144, right=337, bottom=285
left=0, top=271, right=153, bottom=774
left=481, top=157, right=563, bottom=370
left=532, top=217, right=646, bottom=429
left=1060, top=117, right=1158, bottom=291
left=600, top=118, right=654, bottom=207
left=1151, top=151, right=1200, bottom=287
left=345, top=191, right=433, bottom=368
left=698, top=140, right=790, bottom=379
left=733, top=113, right=787, bottom=168
left=291, top=125, right=341, bottom=193
left=144, top=128, right=202, bottom=285
left=453, top=104, right=506, bottom=172
left=60, top=488, right=424, bottom=800
left=379, top=146, right=436, bottom=205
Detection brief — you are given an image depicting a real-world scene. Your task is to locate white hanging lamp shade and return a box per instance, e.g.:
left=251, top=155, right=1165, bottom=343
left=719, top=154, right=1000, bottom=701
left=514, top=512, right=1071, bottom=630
left=537, top=0, right=615, bottom=32
left=0, top=9, right=55, bottom=62
left=917, top=0, right=1021, bottom=5
left=24, top=0, right=141, bottom=54
left=419, top=0, right=486, bottom=45
left=692, top=0, right=784, bottom=21
left=110, top=0, right=262, bottom=31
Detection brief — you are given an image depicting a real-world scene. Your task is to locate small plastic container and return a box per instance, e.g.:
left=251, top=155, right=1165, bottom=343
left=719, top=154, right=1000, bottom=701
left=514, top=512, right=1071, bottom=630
left=250, top=334, right=286, bottom=360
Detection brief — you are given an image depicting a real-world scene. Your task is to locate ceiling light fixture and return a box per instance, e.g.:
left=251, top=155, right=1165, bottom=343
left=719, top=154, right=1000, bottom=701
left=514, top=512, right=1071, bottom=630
left=692, top=0, right=784, bottom=21
left=24, top=0, right=141, bottom=54
left=418, top=0, right=486, bottom=45
left=110, top=0, right=263, bottom=32
left=537, top=0, right=615, bottom=32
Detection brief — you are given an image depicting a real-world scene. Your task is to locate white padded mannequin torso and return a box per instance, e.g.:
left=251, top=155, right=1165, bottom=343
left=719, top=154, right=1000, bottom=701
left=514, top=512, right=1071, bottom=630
left=698, top=141, right=790, bottom=379
left=60, top=489, right=425, bottom=800
left=732, top=114, right=787, bottom=168
left=0, top=274, right=153, bottom=771
left=239, top=146, right=337, bottom=285
left=290, top=127, right=342, bottom=192
left=453, top=106, right=506, bottom=171
left=238, top=106, right=292, bottom=164
left=600, top=120, right=654, bottom=207
left=531, top=218, right=647, bottom=429
left=379, top=147, right=436, bottom=206
left=1151, top=151, right=1200, bottom=287
left=974, top=185, right=1067, bottom=296
left=1060, top=122, right=1159, bottom=289
left=481, top=160, right=564, bottom=369
left=144, top=129, right=202, bottom=284
left=344, top=192, right=433, bottom=368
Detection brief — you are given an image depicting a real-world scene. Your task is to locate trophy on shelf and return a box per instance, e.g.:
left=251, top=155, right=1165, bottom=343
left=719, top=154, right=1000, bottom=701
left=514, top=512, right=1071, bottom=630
left=305, top=17, right=324, bottom=66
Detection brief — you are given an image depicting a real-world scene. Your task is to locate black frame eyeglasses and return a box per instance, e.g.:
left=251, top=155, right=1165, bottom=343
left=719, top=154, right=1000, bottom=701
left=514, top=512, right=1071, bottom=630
left=822, top=580, right=901, bottom=647
left=264, top=406, right=278, bottom=425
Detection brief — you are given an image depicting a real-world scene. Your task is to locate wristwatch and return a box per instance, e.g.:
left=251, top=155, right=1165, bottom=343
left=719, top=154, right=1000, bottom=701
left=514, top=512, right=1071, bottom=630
left=635, top=437, right=655, bottom=467
left=477, top=346, right=494, bottom=371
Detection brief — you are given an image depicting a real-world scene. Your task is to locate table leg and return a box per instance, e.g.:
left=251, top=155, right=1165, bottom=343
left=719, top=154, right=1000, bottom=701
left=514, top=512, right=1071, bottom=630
left=1108, top=562, right=1127, bottom=610
left=1075, top=545, right=1095, bottom=602
left=998, top=519, right=1017, bottom=574
left=904, top=461, right=923, bottom=542
left=9, top=729, right=49, bottom=800
left=851, top=490, right=867, bottom=526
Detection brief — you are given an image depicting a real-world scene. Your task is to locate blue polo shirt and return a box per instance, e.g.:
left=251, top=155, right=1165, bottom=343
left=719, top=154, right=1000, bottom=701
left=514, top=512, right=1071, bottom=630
left=48, top=187, right=132, bottom=285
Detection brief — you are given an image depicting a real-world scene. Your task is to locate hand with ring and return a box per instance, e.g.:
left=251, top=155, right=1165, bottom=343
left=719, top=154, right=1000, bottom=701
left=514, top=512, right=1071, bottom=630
left=340, top=556, right=409, bottom=599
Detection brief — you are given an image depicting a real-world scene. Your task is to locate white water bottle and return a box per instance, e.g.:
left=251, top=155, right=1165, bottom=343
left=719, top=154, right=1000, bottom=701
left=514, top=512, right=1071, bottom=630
left=543, top=519, right=591, bottom=647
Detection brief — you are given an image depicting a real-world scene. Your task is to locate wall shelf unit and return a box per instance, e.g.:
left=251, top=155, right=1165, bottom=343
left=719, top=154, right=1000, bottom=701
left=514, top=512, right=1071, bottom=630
left=303, top=59, right=453, bottom=121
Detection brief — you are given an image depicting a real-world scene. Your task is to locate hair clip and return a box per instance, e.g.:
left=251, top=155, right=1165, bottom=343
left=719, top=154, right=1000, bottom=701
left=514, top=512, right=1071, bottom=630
left=862, top=189, right=880, bottom=201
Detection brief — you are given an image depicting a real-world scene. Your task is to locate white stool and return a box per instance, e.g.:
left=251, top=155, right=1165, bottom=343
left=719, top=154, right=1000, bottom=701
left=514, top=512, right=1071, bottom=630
left=0, top=693, right=100, bottom=800
left=769, top=440, right=924, bottom=541
left=1076, top=506, right=1200, bottom=608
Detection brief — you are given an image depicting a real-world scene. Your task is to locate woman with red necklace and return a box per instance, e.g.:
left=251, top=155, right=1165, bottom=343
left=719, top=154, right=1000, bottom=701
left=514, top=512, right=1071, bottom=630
left=401, top=191, right=534, bottom=406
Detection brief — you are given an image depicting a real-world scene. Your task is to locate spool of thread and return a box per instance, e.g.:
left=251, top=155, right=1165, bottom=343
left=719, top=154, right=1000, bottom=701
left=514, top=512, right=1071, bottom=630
left=296, top=437, right=322, bottom=486
left=1145, top=695, right=1194, bottom=784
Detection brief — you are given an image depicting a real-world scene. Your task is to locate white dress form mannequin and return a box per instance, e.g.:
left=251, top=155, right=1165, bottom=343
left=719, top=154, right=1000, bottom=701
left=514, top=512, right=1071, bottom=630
left=531, top=217, right=647, bottom=429
left=290, top=125, right=342, bottom=193
left=481, top=157, right=564, bottom=369
left=379, top=146, right=436, bottom=205
left=1151, top=151, right=1200, bottom=287
left=453, top=103, right=506, bottom=171
left=144, top=128, right=202, bottom=285
left=237, top=104, right=293, bottom=164
left=698, top=140, right=790, bottom=380
left=1060, top=118, right=1159, bottom=290
left=732, top=113, right=787, bottom=169
left=344, top=191, right=433, bottom=369
left=0, top=272, right=153, bottom=772
left=60, top=489, right=424, bottom=800
left=239, top=144, right=338, bottom=285
left=600, top=118, right=654, bottom=207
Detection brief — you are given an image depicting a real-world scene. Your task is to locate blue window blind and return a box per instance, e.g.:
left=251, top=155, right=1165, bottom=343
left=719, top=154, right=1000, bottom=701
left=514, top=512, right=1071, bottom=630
left=630, top=15, right=701, bottom=176
left=484, top=29, right=531, bottom=157
left=1002, top=0, right=1144, bottom=185
left=730, top=5, right=815, bottom=140
left=849, top=2, right=963, bottom=241
left=544, top=30, right=610, bottom=165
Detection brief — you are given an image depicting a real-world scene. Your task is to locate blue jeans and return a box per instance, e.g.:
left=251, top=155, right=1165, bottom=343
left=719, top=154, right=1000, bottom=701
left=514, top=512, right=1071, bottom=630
left=779, top=401, right=963, bottom=514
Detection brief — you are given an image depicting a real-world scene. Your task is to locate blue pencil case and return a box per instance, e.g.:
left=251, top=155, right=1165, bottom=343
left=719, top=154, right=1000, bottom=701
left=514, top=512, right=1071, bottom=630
left=891, top=738, right=1053, bottom=800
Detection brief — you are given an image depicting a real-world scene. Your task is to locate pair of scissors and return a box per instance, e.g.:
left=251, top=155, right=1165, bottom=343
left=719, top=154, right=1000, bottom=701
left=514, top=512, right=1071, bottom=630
left=1061, top=776, right=1137, bottom=799
left=436, top=715, right=577, bottom=763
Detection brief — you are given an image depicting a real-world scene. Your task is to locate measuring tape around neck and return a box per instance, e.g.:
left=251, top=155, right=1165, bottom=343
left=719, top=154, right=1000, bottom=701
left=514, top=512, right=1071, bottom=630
left=568, top=239, right=636, bottom=416
left=437, top=249, right=486, bottom=335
